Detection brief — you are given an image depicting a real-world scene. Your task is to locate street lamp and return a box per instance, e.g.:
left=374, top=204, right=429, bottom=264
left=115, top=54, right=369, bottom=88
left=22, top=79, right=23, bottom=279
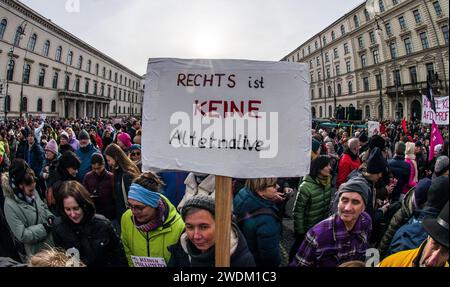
left=4, top=47, right=14, bottom=122
left=366, top=1, right=399, bottom=121
left=16, top=21, right=28, bottom=119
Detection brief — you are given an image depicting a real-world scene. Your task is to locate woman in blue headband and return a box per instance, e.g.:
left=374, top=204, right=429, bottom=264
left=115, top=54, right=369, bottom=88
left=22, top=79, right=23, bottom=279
left=120, top=172, right=185, bottom=267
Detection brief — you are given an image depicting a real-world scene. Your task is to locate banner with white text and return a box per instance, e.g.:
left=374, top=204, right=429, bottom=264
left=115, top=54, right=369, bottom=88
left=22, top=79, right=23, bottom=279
left=422, top=95, right=449, bottom=125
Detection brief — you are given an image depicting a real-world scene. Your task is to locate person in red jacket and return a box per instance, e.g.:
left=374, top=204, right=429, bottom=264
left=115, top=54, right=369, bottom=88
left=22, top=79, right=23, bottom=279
left=336, top=138, right=361, bottom=189
left=89, top=126, right=103, bottom=151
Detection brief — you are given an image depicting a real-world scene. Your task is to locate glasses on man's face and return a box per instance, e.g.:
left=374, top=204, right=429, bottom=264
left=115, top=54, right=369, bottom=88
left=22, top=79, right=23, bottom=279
left=128, top=203, right=146, bottom=212
left=131, top=152, right=141, bottom=157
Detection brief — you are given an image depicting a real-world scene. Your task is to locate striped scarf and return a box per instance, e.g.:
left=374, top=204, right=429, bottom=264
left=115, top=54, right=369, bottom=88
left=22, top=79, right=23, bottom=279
left=133, top=199, right=167, bottom=233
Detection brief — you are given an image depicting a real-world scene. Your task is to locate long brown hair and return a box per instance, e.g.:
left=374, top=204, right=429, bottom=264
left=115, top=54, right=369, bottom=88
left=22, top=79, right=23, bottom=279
left=57, top=180, right=96, bottom=222
left=104, top=143, right=140, bottom=179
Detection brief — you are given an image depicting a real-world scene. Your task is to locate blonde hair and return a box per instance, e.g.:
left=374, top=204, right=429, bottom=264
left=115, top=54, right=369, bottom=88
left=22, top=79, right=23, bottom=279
left=245, top=178, right=278, bottom=193
left=28, top=247, right=86, bottom=267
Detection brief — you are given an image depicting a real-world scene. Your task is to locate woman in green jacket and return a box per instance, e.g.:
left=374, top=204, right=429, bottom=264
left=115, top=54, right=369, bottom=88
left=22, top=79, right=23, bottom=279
left=121, top=172, right=185, bottom=267
left=2, top=159, right=55, bottom=261
left=289, top=155, right=332, bottom=262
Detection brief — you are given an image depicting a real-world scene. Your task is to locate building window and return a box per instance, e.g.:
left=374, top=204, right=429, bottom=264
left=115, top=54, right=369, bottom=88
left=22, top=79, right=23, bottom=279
left=358, top=36, right=364, bottom=49
left=346, top=61, right=351, bottom=72
left=312, top=107, right=316, bottom=118
left=87, top=60, right=91, bottom=73
left=22, top=97, right=28, bottom=112
left=341, top=25, right=346, bottom=35
left=52, top=72, right=58, bottom=89
left=319, top=87, right=322, bottom=98
left=326, top=68, right=331, bottom=79
left=354, top=15, right=360, bottom=28
left=396, top=103, right=404, bottom=118
left=37, top=98, right=42, bottom=112
left=23, top=64, right=31, bottom=84
left=392, top=0, right=398, bottom=5
left=419, top=32, right=429, bottom=49
left=38, top=68, right=45, bottom=87
left=443, top=25, right=449, bottom=45
left=309, top=60, right=313, bottom=69
left=316, top=57, right=320, bottom=66
left=389, top=42, right=397, bottom=58
left=333, top=48, right=339, bottom=59
left=75, top=78, right=80, bottom=92
left=365, top=105, right=371, bottom=119
left=319, top=106, right=323, bottom=118
left=373, top=49, right=380, bottom=64
left=94, top=82, right=98, bottom=95
left=315, top=41, right=318, bottom=49
left=55, top=46, right=62, bottom=62
left=426, top=63, right=434, bottom=80
left=361, top=54, right=367, bottom=67
left=376, top=74, right=382, bottom=89
left=108, top=86, right=111, bottom=98
left=409, top=66, right=418, bottom=84
left=65, top=75, right=70, bottom=90
left=394, top=69, right=401, bottom=85
left=336, top=65, right=340, bottom=76
left=5, top=96, right=11, bottom=112
left=100, top=84, right=104, bottom=96
left=96, top=63, right=99, bottom=75
left=433, top=1, right=442, bottom=16
left=404, top=37, right=413, bottom=55
left=369, top=31, right=376, bottom=44
left=398, top=16, right=406, bottom=29
left=308, top=45, right=311, bottom=54
left=379, top=0, right=385, bottom=12
left=67, top=51, right=73, bottom=65
left=363, top=77, right=370, bottom=91
left=364, top=9, right=370, bottom=21
left=13, top=26, right=24, bottom=46
left=103, top=67, right=106, bottom=78
left=328, top=86, right=332, bottom=98
left=413, top=9, right=422, bottom=24
left=302, top=49, right=305, bottom=58
left=0, top=19, right=7, bottom=39
left=323, top=36, right=327, bottom=46
left=27, top=33, right=37, bottom=51
left=325, top=52, right=329, bottom=62
left=344, top=43, right=349, bottom=54
left=7, top=60, right=15, bottom=81
left=318, top=71, right=321, bottom=81
left=348, top=81, right=353, bottom=94
left=51, top=100, right=56, bottom=113
left=337, top=84, right=342, bottom=96
left=109, top=70, right=112, bottom=80
left=328, top=106, right=333, bottom=118
left=42, top=40, right=50, bottom=57
left=85, top=81, right=89, bottom=94
left=331, top=31, right=336, bottom=41
left=385, top=22, right=392, bottom=35
left=120, top=75, right=122, bottom=84
left=310, top=74, right=314, bottom=82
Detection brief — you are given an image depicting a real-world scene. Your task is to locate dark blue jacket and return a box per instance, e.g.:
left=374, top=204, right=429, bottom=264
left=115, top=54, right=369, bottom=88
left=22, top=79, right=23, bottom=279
left=388, top=155, right=411, bottom=201
left=75, top=143, right=99, bottom=182
left=24, top=142, right=45, bottom=178
left=233, top=187, right=281, bottom=267
left=159, top=171, right=189, bottom=207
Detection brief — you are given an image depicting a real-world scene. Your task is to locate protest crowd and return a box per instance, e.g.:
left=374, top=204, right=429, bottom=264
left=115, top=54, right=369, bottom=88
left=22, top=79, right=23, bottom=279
left=0, top=116, right=448, bottom=268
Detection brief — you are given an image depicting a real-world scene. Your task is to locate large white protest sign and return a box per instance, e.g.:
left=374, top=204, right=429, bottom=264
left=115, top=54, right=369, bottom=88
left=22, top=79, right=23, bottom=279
left=422, top=95, right=449, bottom=125
left=142, top=58, right=311, bottom=178
left=368, top=121, right=380, bottom=137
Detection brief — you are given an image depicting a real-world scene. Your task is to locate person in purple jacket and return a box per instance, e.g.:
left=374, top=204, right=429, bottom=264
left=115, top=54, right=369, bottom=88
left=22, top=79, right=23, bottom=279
left=290, top=176, right=372, bottom=267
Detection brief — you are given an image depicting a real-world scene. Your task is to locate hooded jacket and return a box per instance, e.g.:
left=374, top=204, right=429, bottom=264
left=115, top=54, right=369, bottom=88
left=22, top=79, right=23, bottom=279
left=52, top=201, right=127, bottom=267
left=233, top=187, right=282, bottom=266
left=121, top=195, right=185, bottom=267
left=177, top=173, right=215, bottom=211
left=1, top=173, right=54, bottom=259
left=294, top=175, right=332, bottom=235
left=167, top=224, right=255, bottom=267
left=75, top=143, right=99, bottom=182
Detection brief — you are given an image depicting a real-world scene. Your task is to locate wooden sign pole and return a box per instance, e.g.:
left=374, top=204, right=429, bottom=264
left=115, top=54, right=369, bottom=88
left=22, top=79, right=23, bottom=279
left=215, top=175, right=233, bottom=267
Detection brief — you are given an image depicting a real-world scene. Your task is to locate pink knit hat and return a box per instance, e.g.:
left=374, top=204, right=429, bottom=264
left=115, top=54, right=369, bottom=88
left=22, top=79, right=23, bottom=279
left=45, top=139, right=58, bottom=155
left=117, top=133, right=132, bottom=148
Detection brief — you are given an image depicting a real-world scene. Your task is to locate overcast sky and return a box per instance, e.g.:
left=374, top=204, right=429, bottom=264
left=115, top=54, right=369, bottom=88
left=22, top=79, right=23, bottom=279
left=21, top=0, right=364, bottom=75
